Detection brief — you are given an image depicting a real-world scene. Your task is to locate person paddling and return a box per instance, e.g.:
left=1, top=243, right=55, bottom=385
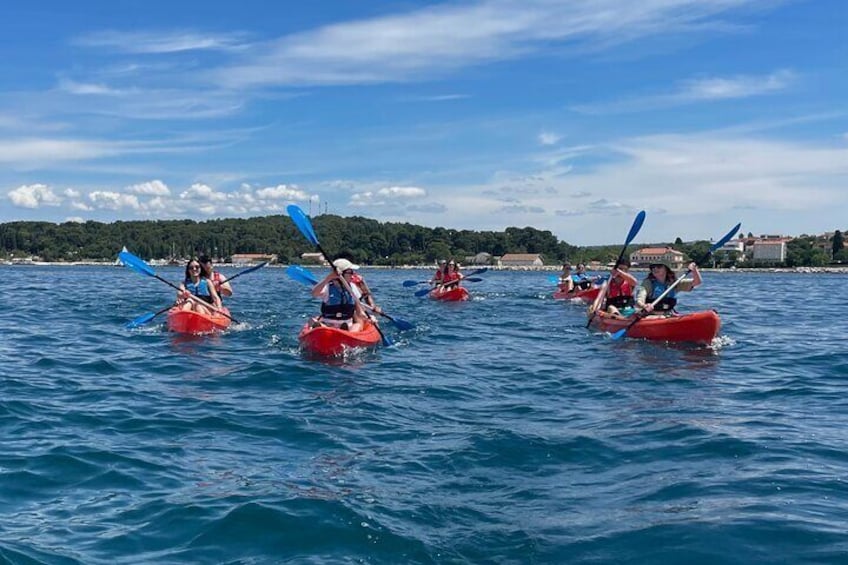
left=635, top=261, right=702, bottom=315
left=199, top=255, right=232, bottom=300
left=310, top=258, right=368, bottom=332
left=439, top=260, right=464, bottom=290
left=599, top=258, right=638, bottom=318
left=558, top=263, right=575, bottom=294
left=178, top=258, right=222, bottom=316
left=429, top=259, right=447, bottom=286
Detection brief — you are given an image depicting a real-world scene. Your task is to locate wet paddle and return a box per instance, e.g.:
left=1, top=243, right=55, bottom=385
left=286, top=265, right=414, bottom=331
left=118, top=250, right=238, bottom=323
left=586, top=210, right=646, bottom=328
left=610, top=222, right=741, bottom=341
left=125, top=261, right=266, bottom=328
left=287, top=205, right=393, bottom=346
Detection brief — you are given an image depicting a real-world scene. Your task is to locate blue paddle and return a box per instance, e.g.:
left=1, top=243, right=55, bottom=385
left=610, top=222, right=741, bottom=341
left=586, top=210, right=646, bottom=328
left=118, top=250, right=238, bottom=324
left=287, top=205, right=393, bottom=347
left=286, top=265, right=414, bottom=331
left=125, top=261, right=267, bottom=328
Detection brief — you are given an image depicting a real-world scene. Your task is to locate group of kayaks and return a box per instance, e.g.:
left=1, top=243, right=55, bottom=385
left=162, top=276, right=720, bottom=351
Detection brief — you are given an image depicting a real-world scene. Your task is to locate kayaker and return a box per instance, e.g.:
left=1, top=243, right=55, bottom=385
left=600, top=258, right=638, bottom=317
left=178, top=259, right=222, bottom=316
left=440, top=260, right=463, bottom=290
left=429, top=259, right=447, bottom=286
left=349, top=268, right=383, bottom=316
left=558, top=263, right=575, bottom=293
left=199, top=255, right=232, bottom=299
left=635, top=261, right=701, bottom=314
left=574, top=263, right=593, bottom=290
left=310, top=258, right=368, bottom=332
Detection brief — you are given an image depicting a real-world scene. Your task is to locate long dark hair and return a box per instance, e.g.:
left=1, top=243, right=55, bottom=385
left=184, top=258, right=206, bottom=281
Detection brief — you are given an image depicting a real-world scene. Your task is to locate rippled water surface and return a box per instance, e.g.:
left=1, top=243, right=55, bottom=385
left=2, top=266, right=847, bottom=563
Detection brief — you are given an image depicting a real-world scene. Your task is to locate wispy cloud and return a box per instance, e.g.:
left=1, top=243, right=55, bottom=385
left=538, top=131, right=561, bottom=146
left=212, top=0, right=763, bottom=88
left=74, top=30, right=250, bottom=54
left=573, top=69, right=796, bottom=114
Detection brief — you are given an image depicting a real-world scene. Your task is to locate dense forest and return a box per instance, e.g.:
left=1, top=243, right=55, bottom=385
left=0, top=216, right=843, bottom=267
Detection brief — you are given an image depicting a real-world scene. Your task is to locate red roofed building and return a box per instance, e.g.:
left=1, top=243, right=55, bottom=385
left=630, top=247, right=685, bottom=269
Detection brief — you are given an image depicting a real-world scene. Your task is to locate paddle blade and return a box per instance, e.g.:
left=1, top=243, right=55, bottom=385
left=610, top=328, right=628, bottom=340
left=286, top=265, right=319, bottom=286
left=548, top=275, right=560, bottom=284
left=414, top=287, right=432, bottom=297
left=126, top=312, right=155, bottom=328
left=391, top=318, right=414, bottom=331
left=287, top=205, right=319, bottom=247
left=403, top=280, right=425, bottom=287
left=709, top=222, right=742, bottom=254
left=119, top=250, right=155, bottom=278
left=624, top=210, right=647, bottom=247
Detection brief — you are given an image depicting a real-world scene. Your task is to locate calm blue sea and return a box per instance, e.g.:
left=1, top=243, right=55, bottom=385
left=1, top=265, right=847, bottom=564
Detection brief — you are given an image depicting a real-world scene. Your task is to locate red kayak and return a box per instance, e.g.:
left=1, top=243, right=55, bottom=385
left=298, top=320, right=382, bottom=356
left=429, top=286, right=469, bottom=301
left=553, top=287, right=600, bottom=303
left=589, top=309, right=721, bottom=344
left=167, top=306, right=232, bottom=334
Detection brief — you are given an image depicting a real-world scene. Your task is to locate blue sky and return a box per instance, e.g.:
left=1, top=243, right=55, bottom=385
left=1, top=0, right=845, bottom=245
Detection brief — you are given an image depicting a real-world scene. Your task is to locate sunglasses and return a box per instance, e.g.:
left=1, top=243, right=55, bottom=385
left=189, top=265, right=201, bottom=270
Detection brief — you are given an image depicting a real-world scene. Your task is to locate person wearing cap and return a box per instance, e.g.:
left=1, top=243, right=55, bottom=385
left=635, top=261, right=701, bottom=314
left=199, top=255, right=232, bottom=300
left=558, top=263, right=574, bottom=294
left=598, top=257, right=638, bottom=317
left=310, top=258, right=367, bottom=331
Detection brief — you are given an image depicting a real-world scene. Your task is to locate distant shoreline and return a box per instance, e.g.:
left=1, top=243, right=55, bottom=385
left=2, top=261, right=846, bottom=274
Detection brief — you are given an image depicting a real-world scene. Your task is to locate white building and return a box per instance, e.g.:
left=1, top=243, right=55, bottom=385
left=752, top=240, right=786, bottom=263
left=499, top=253, right=544, bottom=267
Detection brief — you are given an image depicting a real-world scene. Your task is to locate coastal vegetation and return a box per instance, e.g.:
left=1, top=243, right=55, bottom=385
left=0, top=216, right=842, bottom=267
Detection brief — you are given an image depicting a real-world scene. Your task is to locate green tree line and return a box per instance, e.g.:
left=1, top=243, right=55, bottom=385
left=1, top=216, right=842, bottom=267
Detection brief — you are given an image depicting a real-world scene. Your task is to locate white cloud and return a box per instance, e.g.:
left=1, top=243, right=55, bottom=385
left=0, top=139, right=118, bottom=164
left=75, top=30, right=249, bottom=54
left=255, top=184, right=311, bottom=201
left=63, top=188, right=81, bottom=198
left=350, top=185, right=426, bottom=206
left=89, top=191, right=141, bottom=210
left=538, top=132, right=561, bottom=146
left=678, top=70, right=795, bottom=101
left=574, top=70, right=796, bottom=114
left=64, top=217, right=85, bottom=223
left=8, top=184, right=62, bottom=208
left=377, top=186, right=426, bottom=198
left=214, top=0, right=764, bottom=88
left=127, top=180, right=171, bottom=196
left=179, top=183, right=227, bottom=202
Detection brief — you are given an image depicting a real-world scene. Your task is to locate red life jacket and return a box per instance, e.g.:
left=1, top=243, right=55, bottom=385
left=211, top=271, right=226, bottom=293
left=443, top=272, right=461, bottom=283
left=608, top=277, right=632, bottom=298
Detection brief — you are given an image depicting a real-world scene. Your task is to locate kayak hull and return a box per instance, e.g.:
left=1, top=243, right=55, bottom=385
left=553, top=287, right=600, bottom=303
left=430, top=287, right=469, bottom=301
left=298, top=321, right=382, bottom=356
left=167, top=307, right=231, bottom=334
left=589, top=309, right=721, bottom=344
